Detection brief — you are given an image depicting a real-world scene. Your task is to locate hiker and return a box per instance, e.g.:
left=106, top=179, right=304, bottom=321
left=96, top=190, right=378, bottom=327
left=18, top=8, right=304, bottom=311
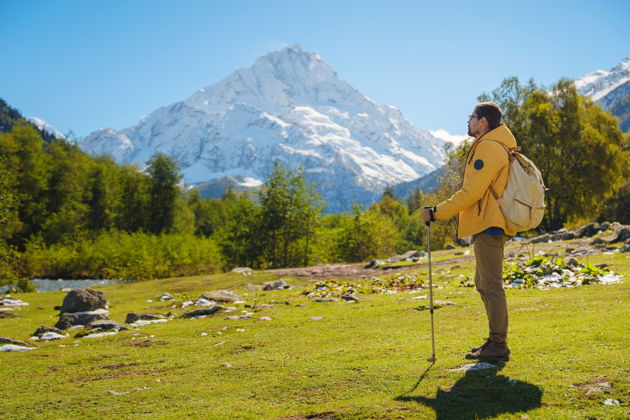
left=422, top=102, right=516, bottom=362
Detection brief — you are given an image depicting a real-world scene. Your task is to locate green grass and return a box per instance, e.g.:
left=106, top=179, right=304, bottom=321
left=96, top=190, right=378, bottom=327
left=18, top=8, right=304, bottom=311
left=1, top=248, right=629, bottom=419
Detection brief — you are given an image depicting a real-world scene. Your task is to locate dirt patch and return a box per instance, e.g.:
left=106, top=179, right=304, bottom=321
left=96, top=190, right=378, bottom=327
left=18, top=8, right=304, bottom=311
left=122, top=340, right=169, bottom=347
left=100, top=362, right=143, bottom=370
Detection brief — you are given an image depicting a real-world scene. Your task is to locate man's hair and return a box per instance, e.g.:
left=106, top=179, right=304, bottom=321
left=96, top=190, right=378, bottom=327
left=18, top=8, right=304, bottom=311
left=475, top=102, right=503, bottom=130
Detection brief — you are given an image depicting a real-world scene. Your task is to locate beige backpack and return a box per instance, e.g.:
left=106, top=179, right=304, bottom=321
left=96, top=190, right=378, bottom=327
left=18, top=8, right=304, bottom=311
left=488, top=141, right=547, bottom=233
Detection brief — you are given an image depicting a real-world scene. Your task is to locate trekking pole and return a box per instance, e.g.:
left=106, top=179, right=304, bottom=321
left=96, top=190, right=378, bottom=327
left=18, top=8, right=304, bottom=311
left=424, top=211, right=436, bottom=363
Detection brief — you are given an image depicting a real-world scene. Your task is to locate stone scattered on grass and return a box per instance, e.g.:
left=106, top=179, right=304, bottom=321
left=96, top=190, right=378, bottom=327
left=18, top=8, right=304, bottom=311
left=0, top=296, right=29, bottom=306
left=448, top=362, right=499, bottom=371
left=32, top=326, right=64, bottom=337
left=0, top=337, right=33, bottom=346
left=0, top=344, right=36, bottom=352
left=604, top=399, right=620, bottom=406
left=89, top=320, right=128, bottom=332
left=221, top=363, right=234, bottom=368
left=181, top=305, right=225, bottom=318
left=231, top=267, right=252, bottom=275
left=60, top=288, right=108, bottom=313
left=263, top=279, right=290, bottom=290
left=130, top=319, right=168, bottom=327
left=258, top=316, right=272, bottom=321
left=125, top=313, right=165, bottom=324
left=416, top=300, right=456, bottom=311
left=82, top=331, right=118, bottom=339
left=31, top=332, right=67, bottom=341
left=310, top=316, right=323, bottom=321
left=201, top=290, right=240, bottom=303
left=55, top=312, right=109, bottom=330
left=106, top=386, right=150, bottom=396
left=158, top=293, right=174, bottom=301
left=364, top=260, right=385, bottom=269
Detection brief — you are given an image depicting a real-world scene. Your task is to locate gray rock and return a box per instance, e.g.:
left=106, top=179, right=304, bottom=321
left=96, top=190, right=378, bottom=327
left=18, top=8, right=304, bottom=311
left=527, top=233, right=552, bottom=244
left=60, top=288, right=108, bottom=314
left=388, top=250, right=426, bottom=263
left=451, top=265, right=461, bottom=270
left=32, top=326, right=63, bottom=337
left=458, top=237, right=473, bottom=247
left=55, top=312, right=109, bottom=330
left=88, top=320, right=128, bottom=331
left=181, top=306, right=225, bottom=318
left=364, top=260, right=385, bottom=268
left=562, top=257, right=580, bottom=267
left=445, top=243, right=457, bottom=249
left=566, top=246, right=600, bottom=257
left=231, top=267, right=252, bottom=275
left=125, top=313, right=165, bottom=324
left=593, top=244, right=608, bottom=251
left=613, top=227, right=630, bottom=243
left=550, top=231, right=576, bottom=241
left=0, top=336, right=32, bottom=346
left=201, top=290, right=240, bottom=303
left=619, top=245, right=630, bottom=253
left=263, top=280, right=289, bottom=290
left=576, top=222, right=600, bottom=238
left=341, top=295, right=361, bottom=302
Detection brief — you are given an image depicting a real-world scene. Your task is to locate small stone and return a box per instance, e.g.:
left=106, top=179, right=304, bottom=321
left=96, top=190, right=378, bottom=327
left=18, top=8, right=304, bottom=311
left=603, top=399, right=620, bottom=406
left=258, top=316, right=272, bottom=321
left=231, top=267, right=252, bottom=275
left=310, top=316, right=323, bottom=321
left=263, top=280, right=289, bottom=290
left=201, top=290, right=240, bottom=303
left=221, top=363, right=233, bottom=368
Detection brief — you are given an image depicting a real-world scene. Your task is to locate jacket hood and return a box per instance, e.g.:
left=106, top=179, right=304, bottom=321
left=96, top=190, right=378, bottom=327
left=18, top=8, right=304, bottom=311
left=479, top=124, right=517, bottom=148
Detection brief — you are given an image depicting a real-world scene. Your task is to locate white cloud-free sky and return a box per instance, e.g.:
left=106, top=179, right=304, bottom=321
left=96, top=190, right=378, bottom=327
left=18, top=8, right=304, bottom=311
left=1, top=0, right=628, bottom=137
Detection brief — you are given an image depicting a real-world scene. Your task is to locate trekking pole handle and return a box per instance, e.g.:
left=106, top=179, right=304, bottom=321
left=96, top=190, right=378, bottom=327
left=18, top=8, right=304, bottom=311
left=424, top=206, right=436, bottom=227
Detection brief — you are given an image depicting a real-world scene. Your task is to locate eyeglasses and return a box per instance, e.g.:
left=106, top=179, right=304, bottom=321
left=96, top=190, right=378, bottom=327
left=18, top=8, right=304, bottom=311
left=468, top=114, right=480, bottom=121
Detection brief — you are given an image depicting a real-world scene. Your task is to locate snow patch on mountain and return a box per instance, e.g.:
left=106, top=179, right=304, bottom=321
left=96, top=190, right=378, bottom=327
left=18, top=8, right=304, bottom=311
left=574, top=57, right=630, bottom=103
left=27, top=117, right=65, bottom=139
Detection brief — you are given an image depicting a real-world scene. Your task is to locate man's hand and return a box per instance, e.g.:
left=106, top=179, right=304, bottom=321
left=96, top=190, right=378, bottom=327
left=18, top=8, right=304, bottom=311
left=422, top=206, right=436, bottom=223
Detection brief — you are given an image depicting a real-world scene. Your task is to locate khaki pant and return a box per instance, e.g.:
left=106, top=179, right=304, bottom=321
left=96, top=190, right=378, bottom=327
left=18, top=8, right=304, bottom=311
left=473, top=233, right=509, bottom=343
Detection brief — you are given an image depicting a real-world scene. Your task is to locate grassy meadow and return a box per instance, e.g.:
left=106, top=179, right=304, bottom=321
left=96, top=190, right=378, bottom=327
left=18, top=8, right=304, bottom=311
left=1, top=240, right=629, bottom=419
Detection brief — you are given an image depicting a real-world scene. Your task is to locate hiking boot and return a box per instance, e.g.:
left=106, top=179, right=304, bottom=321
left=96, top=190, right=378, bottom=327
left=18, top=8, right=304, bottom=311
left=465, top=340, right=510, bottom=362
left=471, top=338, right=491, bottom=353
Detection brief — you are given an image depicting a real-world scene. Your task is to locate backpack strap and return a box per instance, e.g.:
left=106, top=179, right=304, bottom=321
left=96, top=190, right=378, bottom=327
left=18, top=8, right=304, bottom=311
left=478, top=140, right=520, bottom=207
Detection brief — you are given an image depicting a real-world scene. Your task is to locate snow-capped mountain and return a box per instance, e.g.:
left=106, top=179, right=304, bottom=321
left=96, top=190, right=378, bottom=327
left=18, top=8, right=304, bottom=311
left=80, top=45, right=447, bottom=212
left=27, top=117, right=65, bottom=139
left=575, top=57, right=630, bottom=131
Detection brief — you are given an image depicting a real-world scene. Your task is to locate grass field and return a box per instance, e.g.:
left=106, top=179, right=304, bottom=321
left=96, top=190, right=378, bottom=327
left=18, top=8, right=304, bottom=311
left=1, top=242, right=629, bottom=419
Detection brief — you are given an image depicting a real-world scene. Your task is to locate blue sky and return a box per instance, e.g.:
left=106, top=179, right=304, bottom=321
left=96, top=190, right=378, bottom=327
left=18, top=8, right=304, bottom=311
left=1, top=0, right=628, bottom=137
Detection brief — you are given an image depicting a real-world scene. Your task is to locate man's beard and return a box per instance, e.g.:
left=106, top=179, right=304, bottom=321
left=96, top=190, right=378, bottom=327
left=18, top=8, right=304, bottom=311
left=467, top=126, right=473, bottom=137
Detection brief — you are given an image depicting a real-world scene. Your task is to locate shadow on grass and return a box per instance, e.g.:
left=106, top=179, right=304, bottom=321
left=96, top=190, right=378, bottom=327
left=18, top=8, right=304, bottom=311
left=395, top=363, right=542, bottom=419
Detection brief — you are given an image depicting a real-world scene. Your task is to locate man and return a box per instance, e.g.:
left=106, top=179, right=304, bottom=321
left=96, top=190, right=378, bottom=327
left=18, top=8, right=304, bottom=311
left=422, top=102, right=516, bottom=362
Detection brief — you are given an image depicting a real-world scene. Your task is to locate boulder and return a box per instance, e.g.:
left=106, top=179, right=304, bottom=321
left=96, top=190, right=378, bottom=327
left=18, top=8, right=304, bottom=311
left=60, top=288, right=108, bottom=314
left=201, top=290, right=240, bottom=303
left=263, top=280, right=289, bottom=290
left=181, top=306, right=225, bottom=318
left=458, top=237, right=473, bottom=247
left=341, top=295, right=361, bottom=302
left=231, top=267, right=252, bottom=275
left=576, top=223, right=600, bottom=238
left=445, top=244, right=457, bottom=250
left=32, top=326, right=63, bottom=337
left=125, top=313, right=165, bottom=324
left=88, top=320, right=128, bottom=332
left=0, top=336, right=32, bottom=347
left=613, top=227, right=630, bottom=243
left=620, top=245, right=630, bottom=253
left=55, top=312, right=109, bottom=330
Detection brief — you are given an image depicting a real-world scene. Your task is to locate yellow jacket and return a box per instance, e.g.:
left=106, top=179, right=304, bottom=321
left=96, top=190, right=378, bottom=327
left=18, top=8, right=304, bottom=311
left=435, top=124, right=517, bottom=238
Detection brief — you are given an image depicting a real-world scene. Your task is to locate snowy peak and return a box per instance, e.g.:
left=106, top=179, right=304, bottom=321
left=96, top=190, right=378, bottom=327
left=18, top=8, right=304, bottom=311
left=574, top=57, right=630, bottom=102
left=80, top=45, right=447, bottom=212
